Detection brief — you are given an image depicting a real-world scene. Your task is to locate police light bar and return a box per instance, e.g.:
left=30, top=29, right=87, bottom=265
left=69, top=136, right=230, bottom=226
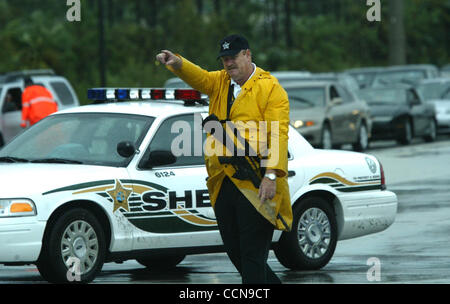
left=87, top=88, right=207, bottom=105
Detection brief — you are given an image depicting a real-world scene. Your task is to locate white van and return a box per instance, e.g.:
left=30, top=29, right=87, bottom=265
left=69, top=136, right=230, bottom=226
left=0, top=70, right=79, bottom=146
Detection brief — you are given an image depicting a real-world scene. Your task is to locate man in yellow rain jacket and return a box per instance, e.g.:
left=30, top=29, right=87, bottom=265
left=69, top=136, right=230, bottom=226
left=156, top=34, right=292, bottom=284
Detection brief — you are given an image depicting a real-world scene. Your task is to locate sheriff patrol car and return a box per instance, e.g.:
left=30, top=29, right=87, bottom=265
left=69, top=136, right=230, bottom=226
left=0, top=88, right=398, bottom=283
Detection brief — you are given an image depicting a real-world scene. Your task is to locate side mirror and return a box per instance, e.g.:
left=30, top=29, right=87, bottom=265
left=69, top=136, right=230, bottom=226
left=331, top=97, right=343, bottom=105
left=146, top=150, right=177, bottom=168
left=117, top=141, right=136, bottom=158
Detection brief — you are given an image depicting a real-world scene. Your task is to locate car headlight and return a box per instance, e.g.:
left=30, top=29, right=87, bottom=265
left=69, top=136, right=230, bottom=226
left=0, top=199, right=36, bottom=217
left=291, top=120, right=315, bottom=128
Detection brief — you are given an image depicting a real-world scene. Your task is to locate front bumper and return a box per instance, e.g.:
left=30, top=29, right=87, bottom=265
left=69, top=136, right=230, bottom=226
left=0, top=217, right=46, bottom=263
left=371, top=118, right=404, bottom=140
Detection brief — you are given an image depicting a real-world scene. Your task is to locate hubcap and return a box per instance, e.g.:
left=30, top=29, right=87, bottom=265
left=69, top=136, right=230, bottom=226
left=405, top=122, right=412, bottom=141
left=61, top=220, right=99, bottom=275
left=298, top=208, right=331, bottom=259
left=430, top=121, right=436, bottom=139
left=359, top=125, right=368, bottom=149
left=322, top=128, right=332, bottom=149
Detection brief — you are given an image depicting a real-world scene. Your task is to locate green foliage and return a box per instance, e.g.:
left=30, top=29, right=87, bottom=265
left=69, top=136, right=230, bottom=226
left=0, top=0, right=447, bottom=105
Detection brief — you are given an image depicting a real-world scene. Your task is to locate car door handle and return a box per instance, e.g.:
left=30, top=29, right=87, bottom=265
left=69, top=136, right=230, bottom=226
left=288, top=170, right=296, bottom=178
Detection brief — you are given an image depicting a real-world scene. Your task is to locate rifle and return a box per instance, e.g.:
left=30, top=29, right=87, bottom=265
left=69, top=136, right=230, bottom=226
left=202, top=114, right=265, bottom=188
left=202, top=114, right=289, bottom=230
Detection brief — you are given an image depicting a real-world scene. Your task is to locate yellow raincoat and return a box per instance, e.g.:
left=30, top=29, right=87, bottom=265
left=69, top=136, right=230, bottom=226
left=167, top=56, right=293, bottom=231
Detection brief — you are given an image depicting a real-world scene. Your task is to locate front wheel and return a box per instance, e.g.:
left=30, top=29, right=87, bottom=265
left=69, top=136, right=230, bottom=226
left=37, top=208, right=106, bottom=283
left=320, top=125, right=332, bottom=149
left=397, top=120, right=412, bottom=145
left=353, top=123, right=368, bottom=151
left=274, top=196, right=338, bottom=270
left=423, top=119, right=436, bottom=142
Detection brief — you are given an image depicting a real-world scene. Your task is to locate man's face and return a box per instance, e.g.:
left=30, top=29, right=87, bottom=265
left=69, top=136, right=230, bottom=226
left=221, top=49, right=253, bottom=85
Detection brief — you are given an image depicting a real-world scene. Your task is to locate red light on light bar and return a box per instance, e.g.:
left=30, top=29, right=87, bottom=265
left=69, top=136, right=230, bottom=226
left=151, top=89, right=165, bottom=99
left=175, top=89, right=201, bottom=100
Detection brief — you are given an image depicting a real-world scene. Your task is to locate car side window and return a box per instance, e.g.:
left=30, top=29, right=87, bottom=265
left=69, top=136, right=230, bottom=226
left=335, top=85, right=354, bottom=103
left=139, top=114, right=206, bottom=169
left=2, top=87, right=22, bottom=113
left=49, top=81, right=75, bottom=105
left=407, top=89, right=421, bottom=105
left=329, top=85, right=340, bottom=101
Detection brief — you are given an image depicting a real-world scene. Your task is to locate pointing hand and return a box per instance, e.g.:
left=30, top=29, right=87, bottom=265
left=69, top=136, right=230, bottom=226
left=155, top=50, right=182, bottom=70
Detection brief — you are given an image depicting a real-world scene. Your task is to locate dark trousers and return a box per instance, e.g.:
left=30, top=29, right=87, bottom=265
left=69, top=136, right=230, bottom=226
left=215, top=177, right=281, bottom=284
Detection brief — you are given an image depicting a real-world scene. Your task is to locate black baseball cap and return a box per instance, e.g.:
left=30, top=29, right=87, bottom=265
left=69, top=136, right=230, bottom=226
left=217, top=34, right=250, bottom=59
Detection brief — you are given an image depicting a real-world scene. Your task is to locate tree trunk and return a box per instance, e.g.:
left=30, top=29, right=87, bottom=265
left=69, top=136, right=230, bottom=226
left=271, top=0, right=279, bottom=43
left=214, top=0, right=221, bottom=15
left=284, top=0, right=293, bottom=47
left=98, top=0, right=106, bottom=86
left=196, top=0, right=203, bottom=15
left=147, top=0, right=157, bottom=28
left=388, top=0, right=406, bottom=65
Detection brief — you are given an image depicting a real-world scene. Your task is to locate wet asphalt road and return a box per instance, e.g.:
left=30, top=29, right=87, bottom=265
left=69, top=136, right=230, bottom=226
left=1, top=135, right=450, bottom=284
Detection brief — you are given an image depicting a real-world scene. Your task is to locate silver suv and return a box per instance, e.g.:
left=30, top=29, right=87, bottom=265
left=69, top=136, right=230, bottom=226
left=0, top=70, right=79, bottom=146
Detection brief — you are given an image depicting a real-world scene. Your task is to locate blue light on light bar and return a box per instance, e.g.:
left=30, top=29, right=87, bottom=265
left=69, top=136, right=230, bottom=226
left=87, top=89, right=107, bottom=101
left=116, top=89, right=128, bottom=100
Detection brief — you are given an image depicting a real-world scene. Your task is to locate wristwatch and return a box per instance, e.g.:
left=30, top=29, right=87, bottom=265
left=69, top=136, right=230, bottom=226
left=264, top=172, right=277, bottom=181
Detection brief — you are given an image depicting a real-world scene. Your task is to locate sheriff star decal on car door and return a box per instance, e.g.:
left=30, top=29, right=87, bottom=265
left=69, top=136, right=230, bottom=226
left=107, top=179, right=133, bottom=212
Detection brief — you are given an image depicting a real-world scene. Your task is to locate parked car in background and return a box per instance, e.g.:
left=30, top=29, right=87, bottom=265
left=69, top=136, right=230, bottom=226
left=269, top=71, right=311, bottom=85
left=273, top=71, right=360, bottom=96
left=345, top=67, right=384, bottom=89
left=163, top=77, right=191, bottom=88
left=346, top=65, right=439, bottom=89
left=284, top=81, right=371, bottom=151
left=359, top=84, right=436, bottom=145
left=415, top=78, right=450, bottom=133
left=0, top=69, right=80, bottom=147
left=371, top=65, right=439, bottom=88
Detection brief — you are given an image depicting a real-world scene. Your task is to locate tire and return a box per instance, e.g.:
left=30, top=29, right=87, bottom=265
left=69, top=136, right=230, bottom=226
left=423, top=119, right=437, bottom=142
left=136, top=254, right=186, bottom=269
left=274, top=196, right=338, bottom=270
left=353, top=123, right=368, bottom=151
left=397, top=120, right=412, bottom=145
left=37, top=208, right=106, bottom=283
left=320, top=124, right=332, bottom=150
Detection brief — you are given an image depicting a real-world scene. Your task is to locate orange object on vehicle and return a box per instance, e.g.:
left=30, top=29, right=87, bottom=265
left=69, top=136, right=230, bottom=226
left=21, top=85, right=58, bottom=127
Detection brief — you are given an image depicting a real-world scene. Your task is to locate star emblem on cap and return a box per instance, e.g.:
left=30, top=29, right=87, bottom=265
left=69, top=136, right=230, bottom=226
left=222, top=42, right=230, bottom=50
left=107, top=179, right=133, bottom=212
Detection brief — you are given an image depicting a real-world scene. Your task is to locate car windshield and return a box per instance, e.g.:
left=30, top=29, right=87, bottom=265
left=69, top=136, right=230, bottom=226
left=372, top=70, right=426, bottom=87
left=349, top=71, right=378, bottom=88
left=0, top=113, right=154, bottom=167
left=416, top=82, right=450, bottom=101
left=359, top=88, right=407, bottom=105
left=286, top=87, right=325, bottom=109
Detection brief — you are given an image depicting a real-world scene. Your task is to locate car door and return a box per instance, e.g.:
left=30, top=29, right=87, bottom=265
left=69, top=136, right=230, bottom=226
left=407, top=88, right=429, bottom=135
left=0, top=84, right=24, bottom=144
left=335, top=84, right=362, bottom=143
left=129, top=112, right=220, bottom=251
left=328, top=84, right=353, bottom=144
